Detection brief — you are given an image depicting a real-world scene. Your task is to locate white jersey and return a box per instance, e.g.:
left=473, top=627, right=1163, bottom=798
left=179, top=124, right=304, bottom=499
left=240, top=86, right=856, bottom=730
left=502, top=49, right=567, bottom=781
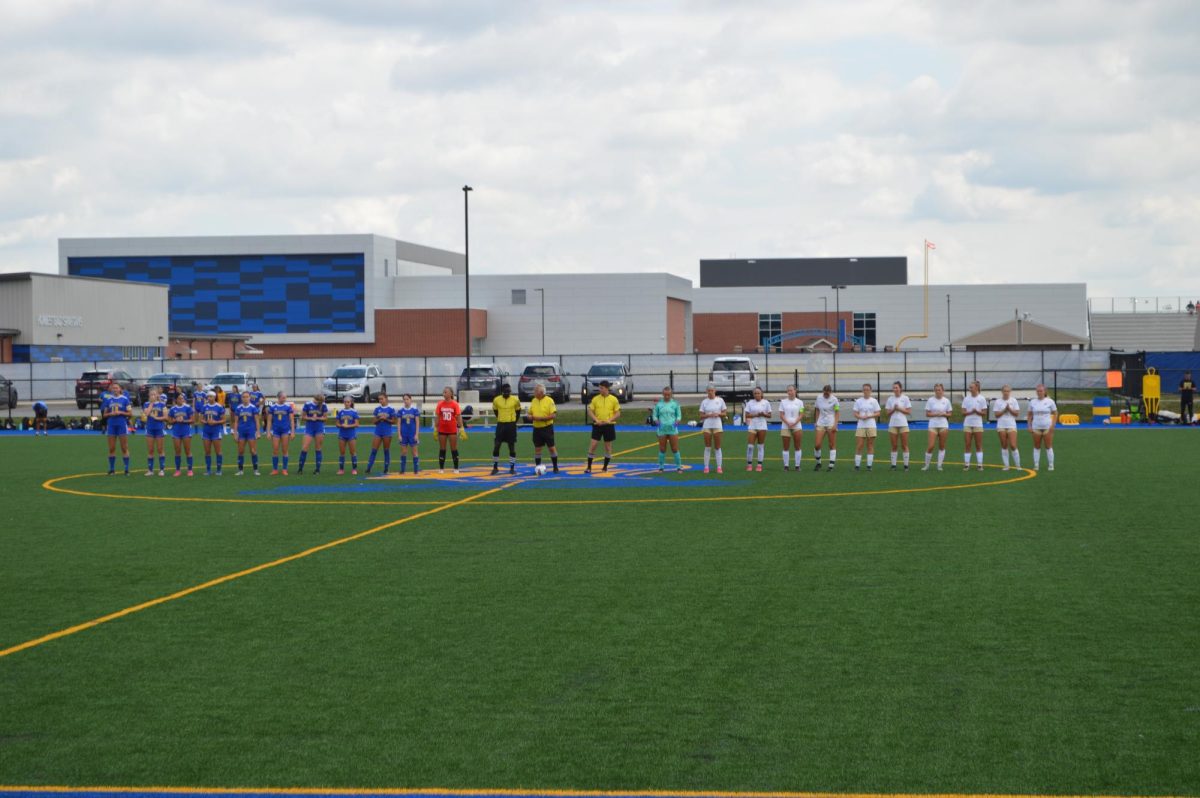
left=1029, top=397, right=1057, bottom=429
left=885, top=394, right=912, bottom=428
left=961, top=394, right=988, bottom=428
left=778, top=397, right=805, bottom=431
left=925, top=395, right=952, bottom=429
left=699, top=396, right=727, bottom=431
left=992, top=397, right=1020, bottom=430
left=814, top=394, right=840, bottom=427
left=744, top=398, right=771, bottom=431
left=853, top=396, right=881, bottom=430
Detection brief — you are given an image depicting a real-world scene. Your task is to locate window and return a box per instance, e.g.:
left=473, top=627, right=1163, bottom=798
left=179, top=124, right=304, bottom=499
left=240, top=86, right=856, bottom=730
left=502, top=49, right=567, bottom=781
left=384, top=258, right=389, bottom=277
left=512, top=289, right=526, bottom=305
left=853, top=312, right=877, bottom=350
left=758, top=313, right=782, bottom=352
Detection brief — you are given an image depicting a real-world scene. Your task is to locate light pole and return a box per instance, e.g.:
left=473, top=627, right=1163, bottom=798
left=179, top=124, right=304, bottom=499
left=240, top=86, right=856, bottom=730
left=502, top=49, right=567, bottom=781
left=947, top=293, right=953, bottom=391
left=462, top=185, right=473, bottom=370
left=831, top=285, right=847, bottom=390
left=821, top=296, right=828, bottom=336
left=534, top=287, right=545, bottom=357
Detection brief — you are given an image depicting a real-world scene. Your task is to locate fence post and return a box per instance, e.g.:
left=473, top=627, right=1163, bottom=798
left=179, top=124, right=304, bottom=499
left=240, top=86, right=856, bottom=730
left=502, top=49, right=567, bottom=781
left=1041, top=350, right=1046, bottom=386
left=876, top=372, right=881, bottom=395
left=903, top=350, right=908, bottom=388
left=669, top=370, right=674, bottom=391
left=793, top=368, right=798, bottom=389
left=291, top=358, right=297, bottom=396
left=1053, top=370, right=1057, bottom=402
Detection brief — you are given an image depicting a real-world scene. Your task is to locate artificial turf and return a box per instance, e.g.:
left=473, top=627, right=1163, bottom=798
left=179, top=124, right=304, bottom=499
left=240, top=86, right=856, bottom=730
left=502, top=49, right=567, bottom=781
left=0, top=427, right=1197, bottom=794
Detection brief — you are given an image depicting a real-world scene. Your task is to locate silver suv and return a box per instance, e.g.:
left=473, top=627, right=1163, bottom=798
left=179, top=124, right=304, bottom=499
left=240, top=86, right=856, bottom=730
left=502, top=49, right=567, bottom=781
left=324, top=364, right=386, bottom=401
left=581, top=362, right=634, bottom=404
left=709, top=357, right=758, bottom=400
left=518, top=363, right=570, bottom=402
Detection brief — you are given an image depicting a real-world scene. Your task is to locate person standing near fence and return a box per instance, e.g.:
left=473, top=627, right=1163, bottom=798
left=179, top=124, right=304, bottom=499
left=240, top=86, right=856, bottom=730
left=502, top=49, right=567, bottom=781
left=885, top=381, right=911, bottom=470
left=103, top=383, right=133, bottom=476
left=143, top=388, right=167, bottom=476
left=992, top=385, right=1021, bottom=471
left=923, top=383, right=952, bottom=471
left=961, top=381, right=988, bottom=472
left=529, top=382, right=560, bottom=473
left=32, top=400, right=49, bottom=436
left=653, top=386, right=683, bottom=472
left=742, top=387, right=771, bottom=472
left=812, top=385, right=840, bottom=471
left=1027, top=384, right=1058, bottom=471
left=397, top=394, right=421, bottom=474
left=852, top=384, right=881, bottom=471
left=778, top=385, right=804, bottom=471
left=585, top=381, right=621, bottom=474
left=1180, top=371, right=1195, bottom=424
left=491, top=383, right=521, bottom=475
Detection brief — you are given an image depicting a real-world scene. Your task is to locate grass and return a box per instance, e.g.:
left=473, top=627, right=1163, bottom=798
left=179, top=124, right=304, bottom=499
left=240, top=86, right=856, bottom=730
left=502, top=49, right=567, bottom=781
left=0, top=427, right=1197, bottom=794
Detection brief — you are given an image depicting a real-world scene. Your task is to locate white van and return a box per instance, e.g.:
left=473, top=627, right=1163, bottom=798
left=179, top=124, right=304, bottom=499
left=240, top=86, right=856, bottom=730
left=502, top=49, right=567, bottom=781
left=709, top=357, right=758, bottom=400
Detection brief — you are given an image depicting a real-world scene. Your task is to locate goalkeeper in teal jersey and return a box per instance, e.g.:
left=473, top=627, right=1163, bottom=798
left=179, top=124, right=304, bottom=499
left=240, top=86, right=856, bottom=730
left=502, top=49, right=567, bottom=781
left=652, top=386, right=684, bottom=472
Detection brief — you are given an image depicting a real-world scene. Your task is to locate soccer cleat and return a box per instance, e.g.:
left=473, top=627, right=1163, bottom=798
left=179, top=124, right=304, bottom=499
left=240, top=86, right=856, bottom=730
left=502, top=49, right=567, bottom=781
left=855, top=465, right=860, bottom=471
left=281, top=470, right=288, bottom=476
left=716, top=467, right=724, bottom=474
left=977, top=465, right=984, bottom=471
left=453, top=469, right=460, bottom=474
left=235, top=470, right=244, bottom=476
left=144, top=470, right=154, bottom=477
left=783, top=465, right=790, bottom=471
left=107, top=470, right=114, bottom=476
left=173, top=470, right=181, bottom=477
left=746, top=464, right=753, bottom=472
left=904, top=465, right=909, bottom=471
left=215, top=470, right=222, bottom=476
left=351, top=469, right=357, bottom=475
left=867, top=465, right=872, bottom=471
left=813, top=463, right=822, bottom=471
left=703, top=466, right=710, bottom=474
left=509, top=465, right=516, bottom=474
left=827, top=464, right=834, bottom=471
left=676, top=466, right=684, bottom=473
left=1048, top=465, right=1055, bottom=471
left=337, top=469, right=345, bottom=475
left=583, top=468, right=593, bottom=475
left=921, top=464, right=930, bottom=471
left=890, top=465, right=897, bottom=471
left=159, top=469, right=166, bottom=476
left=187, top=469, right=194, bottom=476
left=1002, top=465, right=1010, bottom=471
left=313, top=469, right=320, bottom=475
left=601, top=465, right=607, bottom=472
left=937, top=466, right=943, bottom=471
left=270, top=469, right=279, bottom=476
left=491, top=465, right=500, bottom=475
left=254, top=469, right=261, bottom=476
left=658, top=465, right=665, bottom=472
left=963, top=464, right=970, bottom=471
left=755, top=464, right=762, bottom=472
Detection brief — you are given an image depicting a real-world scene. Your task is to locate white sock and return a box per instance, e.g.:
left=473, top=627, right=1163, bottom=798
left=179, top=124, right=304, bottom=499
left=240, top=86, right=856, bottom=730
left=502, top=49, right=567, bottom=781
left=756, top=443, right=764, bottom=463
left=964, top=453, right=971, bottom=466
left=1001, top=449, right=1010, bottom=467
left=746, top=444, right=754, bottom=463
left=976, top=451, right=983, bottom=465
left=924, top=451, right=932, bottom=466
left=854, top=454, right=862, bottom=466
left=829, top=449, right=837, bottom=463
left=890, top=451, right=897, bottom=466
left=1047, top=448, right=1055, bottom=467
left=1033, top=449, right=1041, bottom=467
left=1012, top=450, right=1021, bottom=468
left=866, top=453, right=874, bottom=466
left=715, top=450, right=723, bottom=467
left=937, top=449, right=945, bottom=466
left=813, top=449, right=821, bottom=464
left=793, top=449, right=801, bottom=465
left=902, top=451, right=909, bottom=466
left=704, top=447, right=711, bottom=468
left=782, top=450, right=790, bottom=466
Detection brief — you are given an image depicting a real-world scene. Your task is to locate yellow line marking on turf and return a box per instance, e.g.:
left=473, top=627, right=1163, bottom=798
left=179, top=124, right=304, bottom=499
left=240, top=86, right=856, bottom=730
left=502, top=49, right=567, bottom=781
left=0, top=786, right=1175, bottom=798
left=0, top=481, right=518, bottom=659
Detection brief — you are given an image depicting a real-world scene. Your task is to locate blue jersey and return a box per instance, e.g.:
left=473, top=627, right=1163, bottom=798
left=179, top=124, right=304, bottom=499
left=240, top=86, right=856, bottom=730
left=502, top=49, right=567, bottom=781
left=33, top=401, right=48, bottom=413
left=249, top=390, right=265, bottom=408
left=373, top=405, right=398, bottom=436
left=397, top=405, right=421, bottom=442
left=336, top=408, right=359, bottom=439
left=301, top=401, right=328, bottom=434
left=145, top=400, right=168, bottom=434
left=105, top=395, right=132, bottom=434
left=233, top=403, right=260, bottom=429
left=201, top=403, right=226, bottom=439
left=168, top=403, right=194, bottom=436
left=268, top=401, right=295, bottom=434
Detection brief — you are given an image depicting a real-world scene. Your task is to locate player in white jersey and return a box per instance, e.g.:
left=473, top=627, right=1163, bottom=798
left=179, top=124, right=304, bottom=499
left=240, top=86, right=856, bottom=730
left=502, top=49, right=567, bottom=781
left=991, top=384, right=1022, bottom=471
left=698, top=384, right=727, bottom=474
left=922, top=383, right=952, bottom=471
left=812, top=384, right=840, bottom=471
left=1027, top=383, right=1058, bottom=471
left=885, top=381, right=912, bottom=470
left=778, top=385, right=805, bottom=471
left=743, top=386, right=771, bottom=472
left=852, top=384, right=881, bottom=470
left=961, top=380, right=988, bottom=471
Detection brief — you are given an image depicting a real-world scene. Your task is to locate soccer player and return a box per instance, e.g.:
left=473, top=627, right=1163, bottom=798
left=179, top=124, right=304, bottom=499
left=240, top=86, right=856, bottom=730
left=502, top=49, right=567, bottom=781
left=435, top=387, right=464, bottom=473
left=698, top=384, right=727, bottom=474
left=812, top=385, right=840, bottom=471
left=743, top=386, right=771, bottom=472
left=1027, top=383, right=1058, bottom=471
left=529, top=382, right=559, bottom=473
left=992, top=384, right=1021, bottom=471
left=142, top=388, right=168, bottom=476
left=168, top=391, right=195, bottom=476
left=585, top=380, right=621, bottom=474
left=32, top=400, right=49, bottom=436
left=365, top=393, right=398, bottom=475
left=267, top=391, right=296, bottom=475
left=1180, top=371, right=1195, bottom=424
left=922, top=383, right=952, bottom=471
left=103, top=382, right=133, bottom=475
left=233, top=390, right=261, bottom=476
left=961, top=380, right=987, bottom=471
left=192, top=385, right=206, bottom=434
left=652, top=386, right=683, bottom=472
left=397, top=394, right=421, bottom=474
left=200, top=391, right=226, bottom=476
left=885, top=381, right=912, bottom=470
left=296, top=392, right=329, bottom=475
left=852, top=384, right=881, bottom=470
left=251, top=382, right=269, bottom=432
left=491, top=383, right=520, bottom=475
left=778, top=385, right=804, bottom=471
left=335, top=396, right=360, bottom=475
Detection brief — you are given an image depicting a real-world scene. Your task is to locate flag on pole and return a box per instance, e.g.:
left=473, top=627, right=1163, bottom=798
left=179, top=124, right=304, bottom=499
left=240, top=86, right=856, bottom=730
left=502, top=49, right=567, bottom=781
left=926, top=240, right=936, bottom=250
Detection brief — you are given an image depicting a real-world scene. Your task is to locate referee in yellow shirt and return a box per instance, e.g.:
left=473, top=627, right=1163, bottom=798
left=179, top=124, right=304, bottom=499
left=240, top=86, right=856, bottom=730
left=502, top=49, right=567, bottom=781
left=491, top=383, right=521, bottom=475
left=585, top=380, right=622, bottom=473
left=528, top=382, right=560, bottom=473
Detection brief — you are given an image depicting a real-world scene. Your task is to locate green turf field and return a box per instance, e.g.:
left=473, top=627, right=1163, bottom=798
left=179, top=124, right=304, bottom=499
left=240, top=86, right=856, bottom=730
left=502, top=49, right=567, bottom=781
left=0, top=428, right=1197, bottom=794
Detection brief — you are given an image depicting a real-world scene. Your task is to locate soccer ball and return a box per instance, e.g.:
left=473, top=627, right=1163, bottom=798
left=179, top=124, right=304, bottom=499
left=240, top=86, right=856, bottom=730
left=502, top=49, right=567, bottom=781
left=534, top=464, right=548, bottom=476
left=687, top=420, right=698, bottom=427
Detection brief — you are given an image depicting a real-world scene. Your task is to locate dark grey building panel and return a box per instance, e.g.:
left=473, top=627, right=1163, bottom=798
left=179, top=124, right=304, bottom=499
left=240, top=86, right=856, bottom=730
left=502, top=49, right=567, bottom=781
left=700, top=257, right=907, bottom=287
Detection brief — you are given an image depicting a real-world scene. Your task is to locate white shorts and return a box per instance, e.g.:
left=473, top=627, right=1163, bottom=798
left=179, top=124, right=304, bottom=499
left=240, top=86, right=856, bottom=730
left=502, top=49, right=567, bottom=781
left=996, top=419, right=1018, bottom=431
left=888, top=421, right=909, bottom=431
left=963, top=419, right=984, bottom=430
left=702, top=419, right=724, bottom=431
left=816, top=420, right=837, bottom=431
left=746, top=419, right=768, bottom=432
left=1031, top=423, right=1052, bottom=433
left=780, top=422, right=803, bottom=435
left=928, top=419, right=949, bottom=430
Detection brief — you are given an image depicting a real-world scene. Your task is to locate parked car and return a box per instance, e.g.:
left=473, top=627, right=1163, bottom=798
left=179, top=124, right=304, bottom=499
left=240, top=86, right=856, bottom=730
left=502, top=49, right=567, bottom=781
left=709, top=357, right=758, bottom=400
left=457, top=364, right=510, bottom=401
left=0, top=374, right=15, bottom=409
left=75, top=369, right=140, bottom=409
left=139, top=372, right=186, bottom=405
left=580, top=362, right=634, bottom=404
left=517, top=363, right=570, bottom=402
left=323, top=364, right=386, bottom=402
left=203, top=372, right=254, bottom=405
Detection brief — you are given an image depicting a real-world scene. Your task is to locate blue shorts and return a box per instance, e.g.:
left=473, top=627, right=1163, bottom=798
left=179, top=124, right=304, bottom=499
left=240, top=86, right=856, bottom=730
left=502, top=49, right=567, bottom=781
left=271, top=426, right=292, bottom=438
left=236, top=425, right=258, bottom=440
left=338, top=429, right=358, bottom=441
left=145, top=426, right=166, bottom=439
left=399, top=433, right=418, bottom=446
left=304, top=421, right=326, bottom=437
left=171, top=425, right=192, bottom=439
left=106, top=422, right=128, bottom=436
left=373, top=425, right=394, bottom=439
left=201, top=427, right=224, bottom=442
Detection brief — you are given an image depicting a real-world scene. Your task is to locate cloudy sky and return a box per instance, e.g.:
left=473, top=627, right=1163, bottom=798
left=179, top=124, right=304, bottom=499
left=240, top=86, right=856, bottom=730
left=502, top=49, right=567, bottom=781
left=1, top=0, right=1197, bottom=298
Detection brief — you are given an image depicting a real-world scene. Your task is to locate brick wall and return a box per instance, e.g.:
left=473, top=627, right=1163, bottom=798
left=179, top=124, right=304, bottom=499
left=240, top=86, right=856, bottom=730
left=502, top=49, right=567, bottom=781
left=666, top=298, right=688, bottom=354
left=253, top=309, right=488, bottom=359
left=694, top=311, right=854, bottom=353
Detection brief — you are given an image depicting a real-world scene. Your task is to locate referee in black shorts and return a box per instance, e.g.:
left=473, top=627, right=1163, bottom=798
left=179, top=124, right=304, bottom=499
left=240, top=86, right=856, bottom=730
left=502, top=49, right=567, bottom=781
left=1181, top=371, right=1195, bottom=424
left=491, top=383, right=521, bottom=474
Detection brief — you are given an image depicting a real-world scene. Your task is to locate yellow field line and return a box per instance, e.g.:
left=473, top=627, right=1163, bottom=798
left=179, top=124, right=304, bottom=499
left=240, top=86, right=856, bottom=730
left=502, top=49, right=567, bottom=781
left=0, top=481, right=518, bottom=659
left=0, top=786, right=1177, bottom=798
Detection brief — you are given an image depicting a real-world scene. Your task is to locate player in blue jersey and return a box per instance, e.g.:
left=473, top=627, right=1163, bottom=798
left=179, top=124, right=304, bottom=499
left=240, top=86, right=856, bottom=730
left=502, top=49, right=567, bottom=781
left=365, top=392, right=399, bottom=475
left=192, top=384, right=207, bottom=434
left=335, top=396, right=360, bottom=475
left=296, top=392, right=329, bottom=475
left=32, top=399, right=49, bottom=435
left=200, top=391, right=227, bottom=476
left=232, top=390, right=262, bottom=476
left=103, top=383, right=133, bottom=475
left=142, top=388, right=168, bottom=476
left=249, top=383, right=266, bottom=431
left=397, top=393, right=421, bottom=474
left=168, top=392, right=195, bottom=476
left=267, top=391, right=296, bottom=475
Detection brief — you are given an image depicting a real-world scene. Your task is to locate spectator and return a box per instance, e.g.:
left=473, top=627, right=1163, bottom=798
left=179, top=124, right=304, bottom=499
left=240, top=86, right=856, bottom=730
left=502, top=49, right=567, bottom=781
left=1180, top=371, right=1195, bottom=425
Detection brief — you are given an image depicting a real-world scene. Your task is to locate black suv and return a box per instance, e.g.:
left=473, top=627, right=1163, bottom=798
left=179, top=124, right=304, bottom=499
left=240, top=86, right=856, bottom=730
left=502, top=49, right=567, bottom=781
left=457, top=364, right=510, bottom=401
left=75, top=369, right=140, bottom=409
left=0, top=374, right=15, bottom=409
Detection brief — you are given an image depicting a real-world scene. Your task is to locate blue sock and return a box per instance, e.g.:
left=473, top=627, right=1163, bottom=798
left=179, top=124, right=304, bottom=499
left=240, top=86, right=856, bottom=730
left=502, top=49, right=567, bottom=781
left=298, top=451, right=307, bottom=470
left=108, top=456, right=115, bottom=471
left=238, top=455, right=244, bottom=469
left=674, top=451, right=682, bottom=467
left=148, top=457, right=154, bottom=471
left=413, top=455, right=420, bottom=473
left=400, top=455, right=407, bottom=474
left=383, top=450, right=391, bottom=471
left=339, top=456, right=345, bottom=469
left=175, top=455, right=181, bottom=470
left=187, top=456, right=193, bottom=469
left=282, top=456, right=289, bottom=471
left=351, top=455, right=358, bottom=468
left=122, top=457, right=129, bottom=473
left=159, top=456, right=166, bottom=470
left=216, top=455, right=223, bottom=471
left=205, top=455, right=212, bottom=472
left=315, top=451, right=322, bottom=470
left=366, top=451, right=377, bottom=472
left=272, top=456, right=279, bottom=470
left=252, top=454, right=258, bottom=469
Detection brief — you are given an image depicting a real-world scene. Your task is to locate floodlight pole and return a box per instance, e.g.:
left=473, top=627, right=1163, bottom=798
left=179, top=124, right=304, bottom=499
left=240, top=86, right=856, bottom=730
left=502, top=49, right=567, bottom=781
left=534, top=287, right=546, bottom=356
left=463, top=185, right=473, bottom=371
left=831, top=285, right=847, bottom=390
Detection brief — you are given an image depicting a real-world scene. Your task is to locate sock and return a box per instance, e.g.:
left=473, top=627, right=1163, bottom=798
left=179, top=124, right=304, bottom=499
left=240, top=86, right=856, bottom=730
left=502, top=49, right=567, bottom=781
left=535, top=456, right=542, bottom=466
left=658, top=451, right=666, bottom=466
left=238, top=455, right=245, bottom=469
left=122, top=456, right=129, bottom=472
left=924, top=452, right=932, bottom=466
left=273, top=456, right=280, bottom=470
left=855, top=454, right=862, bottom=467
left=602, top=456, right=610, bottom=470
left=216, top=455, right=222, bottom=471
left=339, top=455, right=345, bottom=470
left=587, top=456, right=594, bottom=469
left=975, top=451, right=983, bottom=466
left=1047, top=448, right=1055, bottom=467
left=1033, top=449, right=1041, bottom=467
left=937, top=449, right=945, bottom=466
left=829, top=449, right=837, bottom=463
left=251, top=454, right=258, bottom=470
left=282, top=456, right=289, bottom=471
left=451, top=451, right=460, bottom=469
left=438, top=450, right=446, bottom=469
left=159, top=456, right=166, bottom=470
left=866, top=453, right=874, bottom=467
left=399, top=455, right=407, bottom=473
left=551, top=456, right=558, bottom=470
left=793, top=449, right=801, bottom=466
left=1001, top=449, right=1010, bottom=467
left=108, top=456, right=115, bottom=471
left=813, top=449, right=821, bottom=465
left=1011, top=450, right=1020, bottom=468
left=674, top=451, right=681, bottom=467
left=902, top=451, right=909, bottom=466
left=756, top=443, right=764, bottom=464
left=509, top=456, right=516, bottom=469
left=715, top=450, right=723, bottom=468
left=148, top=457, right=154, bottom=471
left=351, top=455, right=357, bottom=468
left=704, top=447, right=711, bottom=468
left=315, top=451, right=322, bottom=470
left=175, top=455, right=181, bottom=470
left=890, top=451, right=897, bottom=466
left=187, top=456, right=193, bottom=469
left=782, top=450, right=790, bottom=467
left=383, top=450, right=391, bottom=471
left=492, top=452, right=499, bottom=465
left=412, top=456, right=419, bottom=471
left=746, top=444, right=754, bottom=464
left=298, top=451, right=307, bottom=470
left=964, top=453, right=971, bottom=466
left=205, top=455, right=212, bottom=471
left=366, top=451, right=376, bottom=471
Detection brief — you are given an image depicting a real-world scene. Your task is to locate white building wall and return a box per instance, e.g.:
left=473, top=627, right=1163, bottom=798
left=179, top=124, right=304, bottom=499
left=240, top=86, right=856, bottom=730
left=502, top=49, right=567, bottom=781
left=21, top=275, right=166, bottom=346
left=693, top=283, right=1087, bottom=349
left=0, top=279, right=33, bottom=338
